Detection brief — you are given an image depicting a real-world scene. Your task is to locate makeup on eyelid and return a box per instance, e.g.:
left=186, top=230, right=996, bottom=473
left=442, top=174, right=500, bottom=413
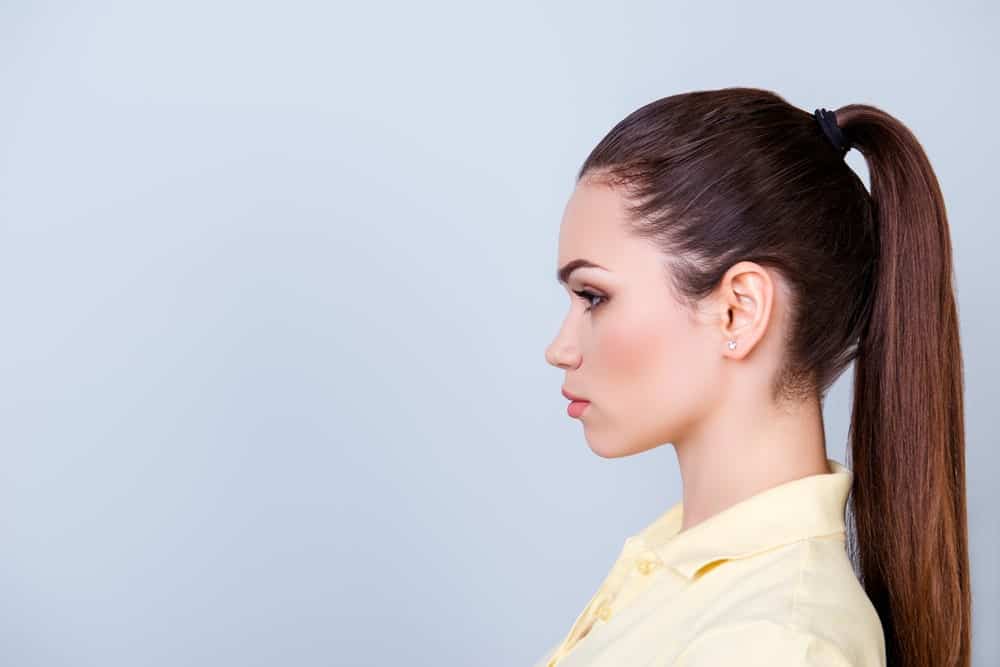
left=574, top=289, right=606, bottom=310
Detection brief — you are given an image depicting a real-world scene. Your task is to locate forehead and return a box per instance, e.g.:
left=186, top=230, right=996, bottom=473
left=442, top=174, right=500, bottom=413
left=558, top=180, right=632, bottom=262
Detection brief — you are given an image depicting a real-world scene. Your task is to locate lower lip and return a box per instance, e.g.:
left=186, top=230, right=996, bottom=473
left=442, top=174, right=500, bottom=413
left=567, top=400, right=591, bottom=418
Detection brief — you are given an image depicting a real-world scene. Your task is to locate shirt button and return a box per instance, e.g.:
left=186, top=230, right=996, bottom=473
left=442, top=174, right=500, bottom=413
left=595, top=603, right=613, bottom=621
left=636, top=553, right=661, bottom=574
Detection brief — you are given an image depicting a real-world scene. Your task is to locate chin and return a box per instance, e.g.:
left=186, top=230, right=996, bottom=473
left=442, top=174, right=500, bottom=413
left=583, top=432, right=637, bottom=459
left=588, top=445, right=621, bottom=459
left=584, top=427, right=663, bottom=459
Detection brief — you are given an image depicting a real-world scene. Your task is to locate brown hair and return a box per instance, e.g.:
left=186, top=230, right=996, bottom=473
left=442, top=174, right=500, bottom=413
left=576, top=87, right=970, bottom=667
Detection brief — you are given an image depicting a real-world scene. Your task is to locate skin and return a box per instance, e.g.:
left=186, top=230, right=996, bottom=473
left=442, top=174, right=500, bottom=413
left=545, top=176, right=832, bottom=533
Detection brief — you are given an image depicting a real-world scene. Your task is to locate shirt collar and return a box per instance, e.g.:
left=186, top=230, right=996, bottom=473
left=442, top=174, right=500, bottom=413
left=634, top=458, right=853, bottom=580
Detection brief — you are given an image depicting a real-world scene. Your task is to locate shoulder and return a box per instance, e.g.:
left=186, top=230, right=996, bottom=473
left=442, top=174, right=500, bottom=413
left=671, top=620, right=855, bottom=667
left=792, top=537, right=886, bottom=663
left=669, top=537, right=885, bottom=666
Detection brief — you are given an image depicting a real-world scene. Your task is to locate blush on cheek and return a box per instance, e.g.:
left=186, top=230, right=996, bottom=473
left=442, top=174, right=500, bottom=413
left=603, top=310, right=705, bottom=410
left=602, top=316, right=663, bottom=374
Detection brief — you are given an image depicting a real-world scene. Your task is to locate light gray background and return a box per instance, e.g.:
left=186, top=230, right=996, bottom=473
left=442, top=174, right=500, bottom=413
left=1, top=2, right=996, bottom=665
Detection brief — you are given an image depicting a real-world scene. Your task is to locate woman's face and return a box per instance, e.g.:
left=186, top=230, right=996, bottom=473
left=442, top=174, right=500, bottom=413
left=545, top=178, right=725, bottom=458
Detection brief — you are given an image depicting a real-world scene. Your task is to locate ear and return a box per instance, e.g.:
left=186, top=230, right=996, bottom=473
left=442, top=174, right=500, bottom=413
left=716, top=261, right=774, bottom=359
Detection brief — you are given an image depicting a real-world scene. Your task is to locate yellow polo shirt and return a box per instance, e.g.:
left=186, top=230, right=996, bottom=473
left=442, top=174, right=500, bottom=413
left=532, top=458, right=886, bottom=666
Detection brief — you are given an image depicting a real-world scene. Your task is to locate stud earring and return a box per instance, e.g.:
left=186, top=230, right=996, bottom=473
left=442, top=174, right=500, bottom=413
left=727, top=339, right=737, bottom=350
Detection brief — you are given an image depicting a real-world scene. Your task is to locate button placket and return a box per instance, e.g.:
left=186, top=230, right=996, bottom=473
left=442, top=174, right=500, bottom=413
left=587, top=538, right=647, bottom=627
left=547, top=535, right=662, bottom=666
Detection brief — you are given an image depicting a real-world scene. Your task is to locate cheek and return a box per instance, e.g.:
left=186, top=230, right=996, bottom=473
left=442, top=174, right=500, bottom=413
left=599, top=315, right=663, bottom=374
left=599, top=307, right=712, bottom=405
left=599, top=307, right=698, bottom=371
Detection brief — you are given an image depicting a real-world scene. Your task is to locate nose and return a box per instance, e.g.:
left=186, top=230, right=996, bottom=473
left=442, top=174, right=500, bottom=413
left=545, top=327, right=580, bottom=369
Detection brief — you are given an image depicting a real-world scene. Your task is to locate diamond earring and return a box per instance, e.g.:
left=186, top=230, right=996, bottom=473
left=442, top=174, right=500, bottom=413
left=727, top=339, right=737, bottom=350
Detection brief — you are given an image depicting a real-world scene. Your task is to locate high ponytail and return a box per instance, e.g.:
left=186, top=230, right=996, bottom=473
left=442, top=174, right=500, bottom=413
left=576, top=87, right=971, bottom=666
left=837, top=105, right=971, bottom=667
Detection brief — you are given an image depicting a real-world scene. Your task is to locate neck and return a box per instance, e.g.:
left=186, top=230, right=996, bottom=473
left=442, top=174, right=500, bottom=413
left=673, top=394, right=830, bottom=533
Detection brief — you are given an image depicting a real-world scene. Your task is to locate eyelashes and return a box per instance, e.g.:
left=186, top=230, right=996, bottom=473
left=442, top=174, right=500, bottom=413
left=573, top=289, right=607, bottom=312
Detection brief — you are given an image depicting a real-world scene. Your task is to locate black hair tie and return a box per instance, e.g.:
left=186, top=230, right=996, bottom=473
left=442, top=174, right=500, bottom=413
left=814, top=108, right=852, bottom=158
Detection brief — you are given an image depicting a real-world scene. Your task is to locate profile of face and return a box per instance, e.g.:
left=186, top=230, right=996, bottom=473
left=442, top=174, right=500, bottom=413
left=545, top=177, right=756, bottom=459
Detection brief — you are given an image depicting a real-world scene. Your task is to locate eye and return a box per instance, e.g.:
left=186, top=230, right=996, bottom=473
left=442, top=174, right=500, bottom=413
left=573, top=289, right=607, bottom=312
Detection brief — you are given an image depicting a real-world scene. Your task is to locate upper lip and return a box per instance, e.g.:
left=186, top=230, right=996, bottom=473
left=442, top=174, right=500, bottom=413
left=562, top=387, right=588, bottom=402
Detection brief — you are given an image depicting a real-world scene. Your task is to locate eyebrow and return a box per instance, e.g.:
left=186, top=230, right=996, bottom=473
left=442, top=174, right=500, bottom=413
left=557, top=259, right=607, bottom=284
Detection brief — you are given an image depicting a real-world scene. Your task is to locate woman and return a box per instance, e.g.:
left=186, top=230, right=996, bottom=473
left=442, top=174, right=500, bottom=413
left=538, top=88, right=969, bottom=667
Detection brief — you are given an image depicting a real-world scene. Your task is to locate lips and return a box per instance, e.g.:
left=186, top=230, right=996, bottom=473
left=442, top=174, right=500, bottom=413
left=562, top=387, right=588, bottom=402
